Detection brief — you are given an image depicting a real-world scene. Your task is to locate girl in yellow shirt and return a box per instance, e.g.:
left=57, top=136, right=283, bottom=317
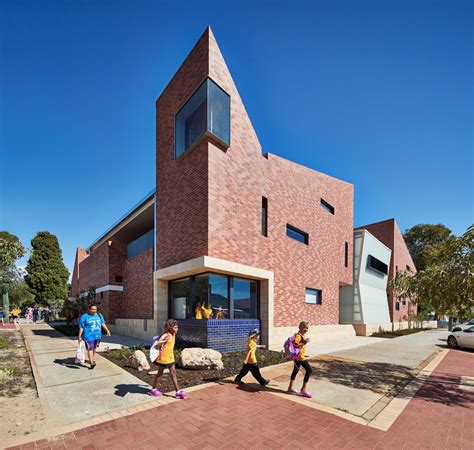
left=287, top=321, right=313, bottom=398
left=202, top=304, right=213, bottom=319
left=149, top=319, right=186, bottom=399
left=234, top=329, right=269, bottom=386
left=195, top=303, right=203, bottom=319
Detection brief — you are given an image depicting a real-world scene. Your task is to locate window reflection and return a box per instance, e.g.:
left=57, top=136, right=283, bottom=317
left=233, top=278, right=257, bottom=319
left=170, top=274, right=257, bottom=320
left=175, top=78, right=230, bottom=158
left=171, top=278, right=191, bottom=319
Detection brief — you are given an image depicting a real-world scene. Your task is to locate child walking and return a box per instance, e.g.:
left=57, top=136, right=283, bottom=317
left=234, top=329, right=269, bottom=386
left=287, top=321, right=313, bottom=398
left=149, top=319, right=186, bottom=399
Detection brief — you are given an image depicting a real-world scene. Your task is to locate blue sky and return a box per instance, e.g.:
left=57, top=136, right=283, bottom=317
left=1, top=0, right=472, bottom=274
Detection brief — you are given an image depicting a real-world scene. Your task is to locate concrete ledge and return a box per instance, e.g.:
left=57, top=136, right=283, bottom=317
left=269, top=324, right=357, bottom=351
left=110, top=318, right=159, bottom=341
left=352, top=321, right=438, bottom=336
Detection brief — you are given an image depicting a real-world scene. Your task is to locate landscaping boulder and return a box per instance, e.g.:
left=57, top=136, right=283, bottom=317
left=128, top=350, right=150, bottom=372
left=176, top=348, right=223, bottom=370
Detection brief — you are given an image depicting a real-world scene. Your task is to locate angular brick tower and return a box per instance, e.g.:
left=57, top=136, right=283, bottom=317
left=154, top=27, right=354, bottom=350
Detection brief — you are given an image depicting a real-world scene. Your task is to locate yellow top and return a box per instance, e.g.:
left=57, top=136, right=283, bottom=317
left=246, top=339, right=257, bottom=364
left=202, top=306, right=213, bottom=319
left=195, top=306, right=203, bottom=319
left=156, top=333, right=175, bottom=364
left=294, top=333, right=306, bottom=361
left=216, top=310, right=225, bottom=319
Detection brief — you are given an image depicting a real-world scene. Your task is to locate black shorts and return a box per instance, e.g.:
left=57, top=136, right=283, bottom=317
left=156, top=362, right=175, bottom=369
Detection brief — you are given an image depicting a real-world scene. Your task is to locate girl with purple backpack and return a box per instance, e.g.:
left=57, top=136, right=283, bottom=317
left=287, top=321, right=313, bottom=398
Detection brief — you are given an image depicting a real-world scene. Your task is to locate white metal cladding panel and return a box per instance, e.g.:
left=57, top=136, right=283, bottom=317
left=358, top=231, right=391, bottom=323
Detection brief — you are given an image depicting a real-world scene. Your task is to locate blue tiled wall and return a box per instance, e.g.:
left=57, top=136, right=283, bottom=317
left=176, top=319, right=260, bottom=353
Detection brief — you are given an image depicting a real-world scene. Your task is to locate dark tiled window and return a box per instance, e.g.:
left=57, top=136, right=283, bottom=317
left=175, top=78, right=230, bottom=158
left=286, top=224, right=309, bottom=245
left=367, top=255, right=388, bottom=275
left=115, top=276, right=123, bottom=283
left=320, top=198, right=335, bottom=215
left=395, top=302, right=400, bottom=311
left=305, top=288, right=322, bottom=305
left=344, top=241, right=348, bottom=267
left=262, top=197, right=268, bottom=237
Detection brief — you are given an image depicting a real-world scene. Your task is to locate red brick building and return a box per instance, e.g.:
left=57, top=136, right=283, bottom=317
left=356, top=218, right=418, bottom=323
left=71, top=27, right=356, bottom=350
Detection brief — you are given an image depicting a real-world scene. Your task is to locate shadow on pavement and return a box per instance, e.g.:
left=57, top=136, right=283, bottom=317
left=312, top=357, right=415, bottom=395
left=414, top=372, right=474, bottom=408
left=53, top=357, right=83, bottom=369
left=114, top=383, right=150, bottom=397
left=219, top=379, right=286, bottom=395
left=31, top=329, right=64, bottom=338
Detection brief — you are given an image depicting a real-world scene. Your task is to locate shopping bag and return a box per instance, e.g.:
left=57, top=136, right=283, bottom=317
left=75, top=341, right=86, bottom=364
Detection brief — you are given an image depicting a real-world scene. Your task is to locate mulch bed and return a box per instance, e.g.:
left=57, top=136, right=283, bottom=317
left=101, top=348, right=286, bottom=393
left=370, top=327, right=429, bottom=338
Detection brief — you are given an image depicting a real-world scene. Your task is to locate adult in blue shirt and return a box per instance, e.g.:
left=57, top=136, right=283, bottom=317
left=78, top=304, right=111, bottom=369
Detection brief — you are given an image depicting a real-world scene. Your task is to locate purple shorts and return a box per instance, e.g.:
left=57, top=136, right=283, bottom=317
left=85, top=339, right=101, bottom=350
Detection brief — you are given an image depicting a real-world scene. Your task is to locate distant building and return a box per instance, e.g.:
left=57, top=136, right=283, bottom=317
left=340, top=229, right=392, bottom=335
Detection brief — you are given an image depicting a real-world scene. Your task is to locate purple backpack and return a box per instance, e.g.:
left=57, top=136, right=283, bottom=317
left=283, top=335, right=301, bottom=361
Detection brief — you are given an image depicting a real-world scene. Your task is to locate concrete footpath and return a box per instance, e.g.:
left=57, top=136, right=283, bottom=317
left=19, top=324, right=157, bottom=431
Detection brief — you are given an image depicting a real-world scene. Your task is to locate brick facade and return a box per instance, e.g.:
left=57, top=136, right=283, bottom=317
left=71, top=239, right=153, bottom=323
left=355, top=219, right=417, bottom=322
left=154, top=27, right=353, bottom=328
left=123, top=248, right=154, bottom=319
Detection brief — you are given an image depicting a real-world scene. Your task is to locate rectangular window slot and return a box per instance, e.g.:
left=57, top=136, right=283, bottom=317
left=305, top=288, right=322, bottom=304
left=367, top=255, right=388, bottom=275
left=286, top=224, right=309, bottom=245
left=320, top=198, right=335, bottom=215
left=344, top=241, right=348, bottom=267
left=262, top=197, right=268, bottom=237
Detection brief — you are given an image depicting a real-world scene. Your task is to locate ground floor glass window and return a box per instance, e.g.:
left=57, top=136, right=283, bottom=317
left=169, top=273, right=258, bottom=320
left=171, top=278, right=191, bottom=319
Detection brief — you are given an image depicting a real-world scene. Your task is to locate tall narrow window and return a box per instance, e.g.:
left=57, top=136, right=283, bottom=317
left=344, top=242, right=348, bottom=267
left=320, top=198, right=335, bottom=215
left=261, top=197, right=268, bottom=237
left=286, top=224, right=309, bottom=245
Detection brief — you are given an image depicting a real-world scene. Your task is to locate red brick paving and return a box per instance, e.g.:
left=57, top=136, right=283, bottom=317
left=10, top=349, right=474, bottom=449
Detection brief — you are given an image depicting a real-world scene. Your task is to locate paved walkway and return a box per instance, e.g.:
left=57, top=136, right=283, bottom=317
left=19, top=324, right=157, bottom=428
left=327, top=329, right=449, bottom=369
left=11, top=347, right=473, bottom=449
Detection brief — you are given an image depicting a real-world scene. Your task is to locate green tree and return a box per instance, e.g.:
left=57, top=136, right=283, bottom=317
left=392, top=226, right=474, bottom=329
left=403, top=224, right=454, bottom=271
left=25, top=232, right=69, bottom=306
left=8, top=277, right=34, bottom=307
left=0, top=231, right=26, bottom=286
